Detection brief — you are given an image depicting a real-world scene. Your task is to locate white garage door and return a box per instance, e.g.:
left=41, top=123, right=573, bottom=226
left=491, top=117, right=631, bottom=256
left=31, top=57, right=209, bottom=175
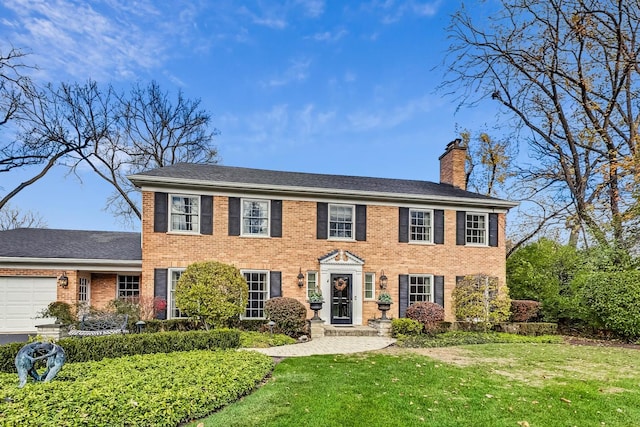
left=0, top=277, right=57, bottom=333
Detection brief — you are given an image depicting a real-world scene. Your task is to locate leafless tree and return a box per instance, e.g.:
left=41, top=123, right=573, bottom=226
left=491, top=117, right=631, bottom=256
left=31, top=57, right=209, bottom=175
left=443, top=0, right=640, bottom=255
left=0, top=204, right=47, bottom=230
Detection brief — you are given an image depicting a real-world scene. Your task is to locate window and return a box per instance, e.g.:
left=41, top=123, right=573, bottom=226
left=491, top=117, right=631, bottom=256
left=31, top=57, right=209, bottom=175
left=466, top=213, right=487, bottom=245
left=78, top=277, right=90, bottom=303
left=117, top=275, right=140, bottom=299
left=243, top=271, right=269, bottom=318
left=364, top=273, right=375, bottom=300
left=306, top=271, right=318, bottom=299
left=409, top=275, right=433, bottom=304
left=329, top=204, right=354, bottom=239
left=169, top=269, right=187, bottom=319
left=410, top=209, right=432, bottom=243
left=170, top=194, right=200, bottom=233
left=242, top=199, right=269, bottom=236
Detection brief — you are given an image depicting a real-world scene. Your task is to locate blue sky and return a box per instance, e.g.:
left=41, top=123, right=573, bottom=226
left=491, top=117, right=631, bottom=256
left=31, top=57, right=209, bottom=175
left=1, top=0, right=501, bottom=231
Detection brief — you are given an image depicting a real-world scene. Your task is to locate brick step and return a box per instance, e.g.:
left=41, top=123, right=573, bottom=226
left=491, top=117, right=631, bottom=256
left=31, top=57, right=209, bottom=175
left=322, top=325, right=378, bottom=337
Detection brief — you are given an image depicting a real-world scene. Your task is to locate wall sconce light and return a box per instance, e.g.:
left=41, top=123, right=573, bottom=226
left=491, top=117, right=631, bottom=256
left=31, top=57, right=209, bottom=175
left=57, top=272, right=69, bottom=288
left=379, top=270, right=388, bottom=289
left=297, top=268, right=305, bottom=288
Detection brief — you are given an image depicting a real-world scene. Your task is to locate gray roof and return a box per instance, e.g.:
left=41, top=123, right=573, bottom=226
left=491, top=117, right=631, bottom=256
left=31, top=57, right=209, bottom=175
left=129, top=163, right=516, bottom=207
left=0, top=228, right=141, bottom=260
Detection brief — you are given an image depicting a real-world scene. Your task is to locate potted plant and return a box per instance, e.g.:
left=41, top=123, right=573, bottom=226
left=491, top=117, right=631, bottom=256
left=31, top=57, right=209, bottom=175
left=308, top=288, right=324, bottom=320
left=376, top=292, right=393, bottom=320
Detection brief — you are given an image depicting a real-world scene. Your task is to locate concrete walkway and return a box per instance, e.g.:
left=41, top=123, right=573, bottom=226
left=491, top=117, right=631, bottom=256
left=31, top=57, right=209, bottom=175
left=244, top=336, right=396, bottom=357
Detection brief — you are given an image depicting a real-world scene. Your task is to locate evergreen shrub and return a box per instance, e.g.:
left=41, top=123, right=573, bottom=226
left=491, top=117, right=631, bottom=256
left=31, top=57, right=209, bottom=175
left=264, top=297, right=307, bottom=338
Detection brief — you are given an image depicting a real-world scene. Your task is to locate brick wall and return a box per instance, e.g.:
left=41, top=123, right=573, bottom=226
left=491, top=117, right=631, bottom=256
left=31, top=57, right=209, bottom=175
left=142, top=191, right=508, bottom=323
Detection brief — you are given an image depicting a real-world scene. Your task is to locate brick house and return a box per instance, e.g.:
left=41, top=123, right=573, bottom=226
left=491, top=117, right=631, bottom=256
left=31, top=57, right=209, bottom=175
left=0, top=140, right=516, bottom=332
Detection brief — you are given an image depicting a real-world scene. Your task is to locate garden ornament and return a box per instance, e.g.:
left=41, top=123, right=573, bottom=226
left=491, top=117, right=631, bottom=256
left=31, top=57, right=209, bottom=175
left=15, top=342, right=66, bottom=388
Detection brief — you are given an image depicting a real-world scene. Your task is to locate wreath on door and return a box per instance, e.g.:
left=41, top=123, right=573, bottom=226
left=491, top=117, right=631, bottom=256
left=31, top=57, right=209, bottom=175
left=334, top=278, right=347, bottom=292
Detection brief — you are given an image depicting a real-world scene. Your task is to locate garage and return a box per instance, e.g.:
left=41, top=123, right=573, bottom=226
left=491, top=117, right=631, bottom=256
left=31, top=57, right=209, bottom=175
left=0, top=277, right=57, bottom=333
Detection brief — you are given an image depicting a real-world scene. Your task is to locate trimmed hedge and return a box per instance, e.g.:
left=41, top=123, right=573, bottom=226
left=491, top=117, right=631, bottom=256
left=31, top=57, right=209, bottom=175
left=0, top=329, right=240, bottom=373
left=494, top=322, right=558, bottom=336
left=510, top=300, right=542, bottom=322
left=0, top=349, right=273, bottom=426
left=396, top=331, right=562, bottom=348
left=264, top=297, right=308, bottom=338
left=391, top=318, right=424, bottom=337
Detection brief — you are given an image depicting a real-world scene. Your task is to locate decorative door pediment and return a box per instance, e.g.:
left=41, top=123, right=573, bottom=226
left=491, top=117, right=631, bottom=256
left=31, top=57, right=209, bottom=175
left=318, top=249, right=365, bottom=266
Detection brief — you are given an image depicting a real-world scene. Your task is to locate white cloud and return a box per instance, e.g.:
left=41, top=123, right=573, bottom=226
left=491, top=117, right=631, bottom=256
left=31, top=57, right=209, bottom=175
left=310, top=29, right=348, bottom=42
left=295, top=0, right=326, bottom=18
left=264, top=58, right=312, bottom=87
left=346, top=95, right=434, bottom=131
left=365, top=0, right=442, bottom=24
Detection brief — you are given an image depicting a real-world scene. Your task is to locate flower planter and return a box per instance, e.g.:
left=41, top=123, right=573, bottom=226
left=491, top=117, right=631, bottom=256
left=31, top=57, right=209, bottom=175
left=309, top=301, right=324, bottom=320
left=376, top=302, right=392, bottom=320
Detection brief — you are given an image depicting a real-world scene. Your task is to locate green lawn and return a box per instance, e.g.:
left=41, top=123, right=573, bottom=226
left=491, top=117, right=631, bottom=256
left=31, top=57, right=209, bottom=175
left=192, top=343, right=640, bottom=427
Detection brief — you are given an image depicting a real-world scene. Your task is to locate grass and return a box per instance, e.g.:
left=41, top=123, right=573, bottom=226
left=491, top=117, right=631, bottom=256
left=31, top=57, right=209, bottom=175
left=191, top=342, right=640, bottom=426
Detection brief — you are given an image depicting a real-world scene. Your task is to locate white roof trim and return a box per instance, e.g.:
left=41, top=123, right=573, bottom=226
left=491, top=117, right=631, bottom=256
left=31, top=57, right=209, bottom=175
left=0, top=257, right=141, bottom=272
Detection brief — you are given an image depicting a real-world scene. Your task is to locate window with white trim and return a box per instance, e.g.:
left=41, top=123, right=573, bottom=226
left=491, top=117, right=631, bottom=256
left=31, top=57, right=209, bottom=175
left=306, top=271, right=318, bottom=299
left=409, top=209, right=433, bottom=243
left=329, top=204, right=354, bottom=239
left=169, top=269, right=187, bottom=319
left=117, top=275, right=140, bottom=299
left=409, top=275, right=433, bottom=304
left=170, top=194, right=200, bottom=233
left=466, top=212, right=488, bottom=245
left=364, top=273, right=376, bottom=300
left=242, top=199, right=270, bottom=236
left=243, top=270, right=269, bottom=318
left=78, top=277, right=90, bottom=303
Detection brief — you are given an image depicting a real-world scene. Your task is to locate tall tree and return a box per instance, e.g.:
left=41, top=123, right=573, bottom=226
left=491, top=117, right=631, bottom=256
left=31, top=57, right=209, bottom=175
left=0, top=204, right=47, bottom=230
left=443, top=0, right=640, bottom=254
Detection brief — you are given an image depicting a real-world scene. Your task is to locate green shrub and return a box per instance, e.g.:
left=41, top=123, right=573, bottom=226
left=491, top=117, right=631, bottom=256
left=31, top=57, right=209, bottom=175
left=396, top=331, right=562, bottom=348
left=226, top=318, right=267, bottom=331
left=493, top=322, right=558, bottom=336
left=453, top=274, right=511, bottom=332
left=0, top=329, right=240, bottom=373
left=37, top=301, right=76, bottom=325
left=264, top=297, right=308, bottom=338
left=137, top=318, right=203, bottom=332
left=0, top=350, right=273, bottom=426
left=391, top=318, right=424, bottom=337
left=577, top=271, right=640, bottom=340
left=175, top=261, right=248, bottom=330
left=406, top=302, right=445, bottom=332
left=510, top=300, right=542, bottom=322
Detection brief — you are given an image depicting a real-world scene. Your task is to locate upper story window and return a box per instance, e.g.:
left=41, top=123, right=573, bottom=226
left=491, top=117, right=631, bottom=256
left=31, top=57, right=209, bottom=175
left=170, top=194, right=200, bottom=233
left=466, top=212, right=487, bottom=245
left=329, top=204, right=354, bottom=239
left=410, top=209, right=433, bottom=243
left=409, top=275, right=433, bottom=305
left=117, top=275, right=140, bottom=299
left=242, top=199, right=270, bottom=237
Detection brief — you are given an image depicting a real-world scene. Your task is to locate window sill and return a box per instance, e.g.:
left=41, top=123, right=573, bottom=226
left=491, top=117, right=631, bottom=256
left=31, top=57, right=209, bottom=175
left=408, top=241, right=435, bottom=246
left=166, top=230, right=201, bottom=236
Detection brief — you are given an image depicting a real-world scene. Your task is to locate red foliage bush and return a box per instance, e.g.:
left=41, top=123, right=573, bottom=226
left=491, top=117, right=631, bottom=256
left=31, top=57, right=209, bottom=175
left=406, top=302, right=445, bottom=331
left=264, top=297, right=308, bottom=338
left=510, top=300, right=542, bottom=322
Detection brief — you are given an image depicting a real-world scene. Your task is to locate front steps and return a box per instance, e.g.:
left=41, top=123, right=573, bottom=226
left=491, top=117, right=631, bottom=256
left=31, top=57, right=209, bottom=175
left=322, top=325, right=378, bottom=337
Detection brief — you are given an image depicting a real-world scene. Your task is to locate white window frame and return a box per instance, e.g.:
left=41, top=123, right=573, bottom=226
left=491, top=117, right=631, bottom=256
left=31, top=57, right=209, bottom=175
left=241, top=198, right=270, bottom=237
left=78, top=277, right=90, bottom=304
left=168, top=268, right=187, bottom=319
left=117, top=275, right=140, bottom=299
left=328, top=203, right=355, bottom=240
left=306, top=271, right=318, bottom=299
left=364, top=272, right=376, bottom=300
left=409, top=274, right=434, bottom=305
left=465, top=212, right=488, bottom=246
left=169, top=194, right=200, bottom=234
left=242, top=270, right=270, bottom=319
left=409, top=208, right=433, bottom=244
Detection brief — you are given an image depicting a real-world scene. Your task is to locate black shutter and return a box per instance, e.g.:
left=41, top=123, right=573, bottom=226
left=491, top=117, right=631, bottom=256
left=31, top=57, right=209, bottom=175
left=270, top=200, right=282, bottom=238
left=356, top=205, right=367, bottom=241
left=434, top=209, right=444, bottom=244
left=317, top=202, right=328, bottom=239
left=200, top=195, right=213, bottom=235
left=434, top=275, right=444, bottom=308
left=154, top=268, right=168, bottom=320
left=270, top=271, right=282, bottom=298
left=399, top=274, right=409, bottom=317
left=154, top=192, right=168, bottom=233
left=489, top=213, right=498, bottom=247
left=456, top=211, right=466, bottom=245
left=228, top=197, right=240, bottom=236
left=399, top=207, right=409, bottom=243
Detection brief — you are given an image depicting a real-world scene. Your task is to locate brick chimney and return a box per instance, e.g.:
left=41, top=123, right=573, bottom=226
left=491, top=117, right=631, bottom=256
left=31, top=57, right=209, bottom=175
left=439, top=139, right=467, bottom=190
